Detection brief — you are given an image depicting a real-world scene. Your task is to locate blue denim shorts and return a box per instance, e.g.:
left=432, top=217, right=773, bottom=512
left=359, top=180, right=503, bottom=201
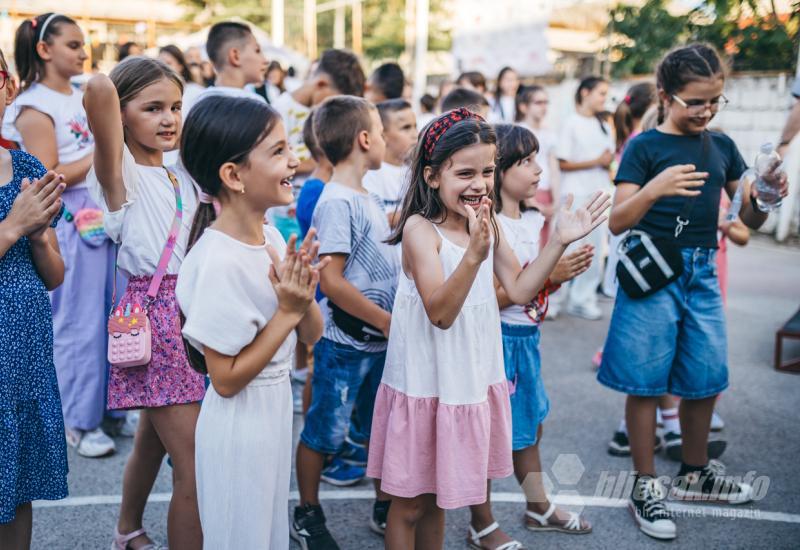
left=502, top=323, right=550, bottom=450
left=598, top=247, right=728, bottom=399
left=300, top=337, right=385, bottom=454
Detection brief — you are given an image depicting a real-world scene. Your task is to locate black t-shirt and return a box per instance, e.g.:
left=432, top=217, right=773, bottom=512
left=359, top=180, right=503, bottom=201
left=615, top=129, right=747, bottom=248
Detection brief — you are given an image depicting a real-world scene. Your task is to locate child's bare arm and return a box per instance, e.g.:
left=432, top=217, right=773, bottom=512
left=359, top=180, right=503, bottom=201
left=29, top=228, right=65, bottom=290
left=319, top=254, right=392, bottom=337
left=84, top=74, right=126, bottom=211
left=404, top=215, right=482, bottom=330
left=295, top=302, right=324, bottom=345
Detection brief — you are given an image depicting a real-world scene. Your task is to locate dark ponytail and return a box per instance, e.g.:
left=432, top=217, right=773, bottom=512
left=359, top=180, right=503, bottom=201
left=179, top=95, right=280, bottom=373
left=655, top=43, right=724, bottom=124
left=14, top=13, right=77, bottom=91
left=575, top=75, right=609, bottom=134
left=614, top=82, right=656, bottom=151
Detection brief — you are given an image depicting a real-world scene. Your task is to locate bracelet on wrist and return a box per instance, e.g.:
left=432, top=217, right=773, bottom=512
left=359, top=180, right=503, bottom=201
left=749, top=191, right=767, bottom=213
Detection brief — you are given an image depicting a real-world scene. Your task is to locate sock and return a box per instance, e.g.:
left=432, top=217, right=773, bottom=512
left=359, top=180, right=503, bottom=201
left=661, top=407, right=681, bottom=434
left=618, top=418, right=627, bottom=434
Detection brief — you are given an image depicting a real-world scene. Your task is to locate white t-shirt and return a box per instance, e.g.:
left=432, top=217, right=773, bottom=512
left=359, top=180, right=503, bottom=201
left=363, top=162, right=409, bottom=214
left=187, top=85, right=266, bottom=116
left=272, top=92, right=311, bottom=164
left=180, top=82, right=207, bottom=119
left=2, top=83, right=94, bottom=188
left=86, top=144, right=198, bottom=277
left=489, top=95, right=516, bottom=123
left=498, top=210, right=545, bottom=326
left=176, top=225, right=295, bottom=375
left=555, top=113, right=614, bottom=198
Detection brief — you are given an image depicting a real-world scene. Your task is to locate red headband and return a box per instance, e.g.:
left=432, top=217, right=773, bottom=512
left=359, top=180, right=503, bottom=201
left=423, top=107, right=484, bottom=160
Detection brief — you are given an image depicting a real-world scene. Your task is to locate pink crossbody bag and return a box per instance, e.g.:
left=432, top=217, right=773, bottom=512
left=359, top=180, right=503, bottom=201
left=107, top=169, right=183, bottom=368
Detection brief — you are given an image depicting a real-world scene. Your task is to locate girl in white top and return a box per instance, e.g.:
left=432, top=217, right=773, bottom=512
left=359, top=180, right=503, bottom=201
left=489, top=67, right=520, bottom=124
left=84, top=57, right=204, bottom=550
left=366, top=109, right=610, bottom=549
left=554, top=76, right=616, bottom=320
left=516, top=85, right=561, bottom=248
left=467, top=124, right=595, bottom=549
left=176, top=95, right=326, bottom=550
left=4, top=13, right=119, bottom=459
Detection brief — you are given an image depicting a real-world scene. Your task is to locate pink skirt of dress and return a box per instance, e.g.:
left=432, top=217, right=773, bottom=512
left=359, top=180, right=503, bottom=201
left=367, top=380, right=513, bottom=509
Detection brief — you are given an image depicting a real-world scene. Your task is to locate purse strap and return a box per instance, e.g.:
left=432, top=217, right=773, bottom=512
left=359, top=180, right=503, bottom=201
left=109, top=168, right=183, bottom=314
left=674, top=130, right=709, bottom=238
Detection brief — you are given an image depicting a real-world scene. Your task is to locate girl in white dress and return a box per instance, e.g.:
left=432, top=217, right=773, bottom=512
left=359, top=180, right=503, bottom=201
left=366, top=108, right=610, bottom=549
left=176, top=95, right=327, bottom=549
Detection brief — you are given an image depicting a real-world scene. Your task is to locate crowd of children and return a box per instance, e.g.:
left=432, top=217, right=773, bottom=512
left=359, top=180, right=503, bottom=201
left=0, top=11, right=789, bottom=550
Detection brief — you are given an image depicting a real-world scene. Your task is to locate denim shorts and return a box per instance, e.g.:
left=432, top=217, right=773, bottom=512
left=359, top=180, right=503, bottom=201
left=502, top=323, right=550, bottom=450
left=300, top=337, right=385, bottom=454
left=598, top=247, right=728, bottom=399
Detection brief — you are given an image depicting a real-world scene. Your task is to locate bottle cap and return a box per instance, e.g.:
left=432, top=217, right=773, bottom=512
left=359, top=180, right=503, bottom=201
left=760, top=142, right=774, bottom=154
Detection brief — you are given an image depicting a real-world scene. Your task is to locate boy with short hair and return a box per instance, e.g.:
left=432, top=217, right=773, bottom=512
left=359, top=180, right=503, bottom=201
left=363, top=98, right=416, bottom=223
left=189, top=21, right=267, bottom=112
left=441, top=86, right=491, bottom=118
left=292, top=96, right=398, bottom=550
left=273, top=49, right=366, bottom=173
left=365, top=62, right=405, bottom=103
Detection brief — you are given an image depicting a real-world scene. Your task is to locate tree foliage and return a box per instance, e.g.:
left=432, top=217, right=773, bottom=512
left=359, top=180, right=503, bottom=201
left=608, top=0, right=799, bottom=76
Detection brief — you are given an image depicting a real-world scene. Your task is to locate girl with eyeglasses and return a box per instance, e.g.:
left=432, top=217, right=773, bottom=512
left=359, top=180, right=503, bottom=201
left=598, top=43, right=787, bottom=540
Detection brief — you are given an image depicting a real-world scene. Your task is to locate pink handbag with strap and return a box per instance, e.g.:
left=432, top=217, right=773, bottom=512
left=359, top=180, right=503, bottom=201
left=107, top=168, right=183, bottom=368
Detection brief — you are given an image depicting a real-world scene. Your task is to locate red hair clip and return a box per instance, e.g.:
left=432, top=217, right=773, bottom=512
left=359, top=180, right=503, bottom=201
left=624, top=95, right=632, bottom=105
left=31, top=18, right=39, bottom=28
left=423, top=107, right=484, bottom=160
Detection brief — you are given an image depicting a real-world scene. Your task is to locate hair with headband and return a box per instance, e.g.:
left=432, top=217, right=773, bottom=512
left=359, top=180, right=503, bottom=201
left=388, top=108, right=497, bottom=246
left=15, top=12, right=78, bottom=91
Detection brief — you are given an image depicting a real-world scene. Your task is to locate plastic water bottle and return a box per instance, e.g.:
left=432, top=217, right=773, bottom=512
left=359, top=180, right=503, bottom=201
left=753, top=143, right=783, bottom=212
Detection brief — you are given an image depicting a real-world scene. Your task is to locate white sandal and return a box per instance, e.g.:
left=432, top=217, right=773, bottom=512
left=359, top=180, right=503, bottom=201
left=110, top=528, right=160, bottom=550
left=524, top=503, right=592, bottom=534
left=467, top=521, right=525, bottom=550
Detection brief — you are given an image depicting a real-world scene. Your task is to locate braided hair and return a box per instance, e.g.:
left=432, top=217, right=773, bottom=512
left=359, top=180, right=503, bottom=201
left=656, top=43, right=724, bottom=124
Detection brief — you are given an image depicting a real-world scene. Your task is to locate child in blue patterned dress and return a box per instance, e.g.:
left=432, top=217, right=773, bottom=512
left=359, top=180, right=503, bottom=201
left=0, top=46, right=68, bottom=548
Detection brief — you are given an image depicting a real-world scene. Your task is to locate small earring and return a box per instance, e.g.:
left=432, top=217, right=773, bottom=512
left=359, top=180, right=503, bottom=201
left=240, top=187, right=246, bottom=195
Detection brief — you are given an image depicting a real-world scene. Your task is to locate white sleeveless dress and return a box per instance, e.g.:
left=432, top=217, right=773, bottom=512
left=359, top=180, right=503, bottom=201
left=367, top=225, right=513, bottom=509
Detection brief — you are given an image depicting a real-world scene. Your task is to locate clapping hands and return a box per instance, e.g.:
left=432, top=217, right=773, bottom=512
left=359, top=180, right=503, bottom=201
left=553, top=192, right=611, bottom=246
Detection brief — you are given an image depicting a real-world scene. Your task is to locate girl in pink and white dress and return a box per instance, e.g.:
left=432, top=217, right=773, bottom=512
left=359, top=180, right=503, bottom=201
left=366, top=108, right=610, bottom=549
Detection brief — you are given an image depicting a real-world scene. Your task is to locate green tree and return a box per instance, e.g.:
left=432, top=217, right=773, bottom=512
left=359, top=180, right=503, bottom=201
left=607, top=0, right=689, bottom=77
left=608, top=0, right=799, bottom=76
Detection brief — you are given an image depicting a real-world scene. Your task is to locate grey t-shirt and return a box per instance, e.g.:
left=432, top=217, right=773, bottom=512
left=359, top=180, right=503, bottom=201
left=311, top=182, right=399, bottom=352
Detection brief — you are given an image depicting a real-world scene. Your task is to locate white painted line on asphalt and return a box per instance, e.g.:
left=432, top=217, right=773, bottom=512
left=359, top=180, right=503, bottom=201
left=34, top=490, right=800, bottom=524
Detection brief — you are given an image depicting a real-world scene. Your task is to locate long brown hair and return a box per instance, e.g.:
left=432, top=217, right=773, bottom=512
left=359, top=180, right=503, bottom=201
left=614, top=82, right=656, bottom=151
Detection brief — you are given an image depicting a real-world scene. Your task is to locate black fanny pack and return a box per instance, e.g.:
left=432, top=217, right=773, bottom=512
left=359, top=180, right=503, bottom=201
left=329, top=302, right=387, bottom=343
left=616, top=231, right=684, bottom=299
left=616, top=132, right=709, bottom=300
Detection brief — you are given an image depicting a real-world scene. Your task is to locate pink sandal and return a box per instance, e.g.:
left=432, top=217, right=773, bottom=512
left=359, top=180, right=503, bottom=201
left=111, top=528, right=159, bottom=550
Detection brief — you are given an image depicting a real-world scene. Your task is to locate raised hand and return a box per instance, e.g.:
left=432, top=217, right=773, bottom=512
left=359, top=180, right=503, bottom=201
left=550, top=244, right=594, bottom=285
left=649, top=164, right=707, bottom=199
left=464, top=196, right=492, bottom=264
left=7, top=172, right=65, bottom=239
left=553, top=192, right=611, bottom=246
left=269, top=252, right=319, bottom=317
left=266, top=228, right=331, bottom=282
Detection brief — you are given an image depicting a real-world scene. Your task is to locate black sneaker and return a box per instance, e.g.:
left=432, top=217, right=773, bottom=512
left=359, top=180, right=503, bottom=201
left=663, top=431, right=728, bottom=462
left=370, top=500, right=391, bottom=536
left=628, top=476, right=676, bottom=540
left=290, top=504, right=341, bottom=550
left=670, top=460, right=753, bottom=504
left=607, top=431, right=663, bottom=457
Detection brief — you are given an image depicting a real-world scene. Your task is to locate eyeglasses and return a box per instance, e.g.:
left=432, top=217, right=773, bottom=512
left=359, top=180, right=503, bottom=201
left=0, top=71, right=9, bottom=91
left=671, top=94, right=729, bottom=115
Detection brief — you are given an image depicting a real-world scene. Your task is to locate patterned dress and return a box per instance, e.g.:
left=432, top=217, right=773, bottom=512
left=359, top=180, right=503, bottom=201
left=0, top=150, right=68, bottom=523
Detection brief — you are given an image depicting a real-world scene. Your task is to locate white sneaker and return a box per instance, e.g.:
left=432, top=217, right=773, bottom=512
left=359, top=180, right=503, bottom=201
left=119, top=411, right=140, bottom=437
left=710, top=410, right=725, bottom=432
left=66, top=427, right=116, bottom=458
left=566, top=303, right=602, bottom=321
